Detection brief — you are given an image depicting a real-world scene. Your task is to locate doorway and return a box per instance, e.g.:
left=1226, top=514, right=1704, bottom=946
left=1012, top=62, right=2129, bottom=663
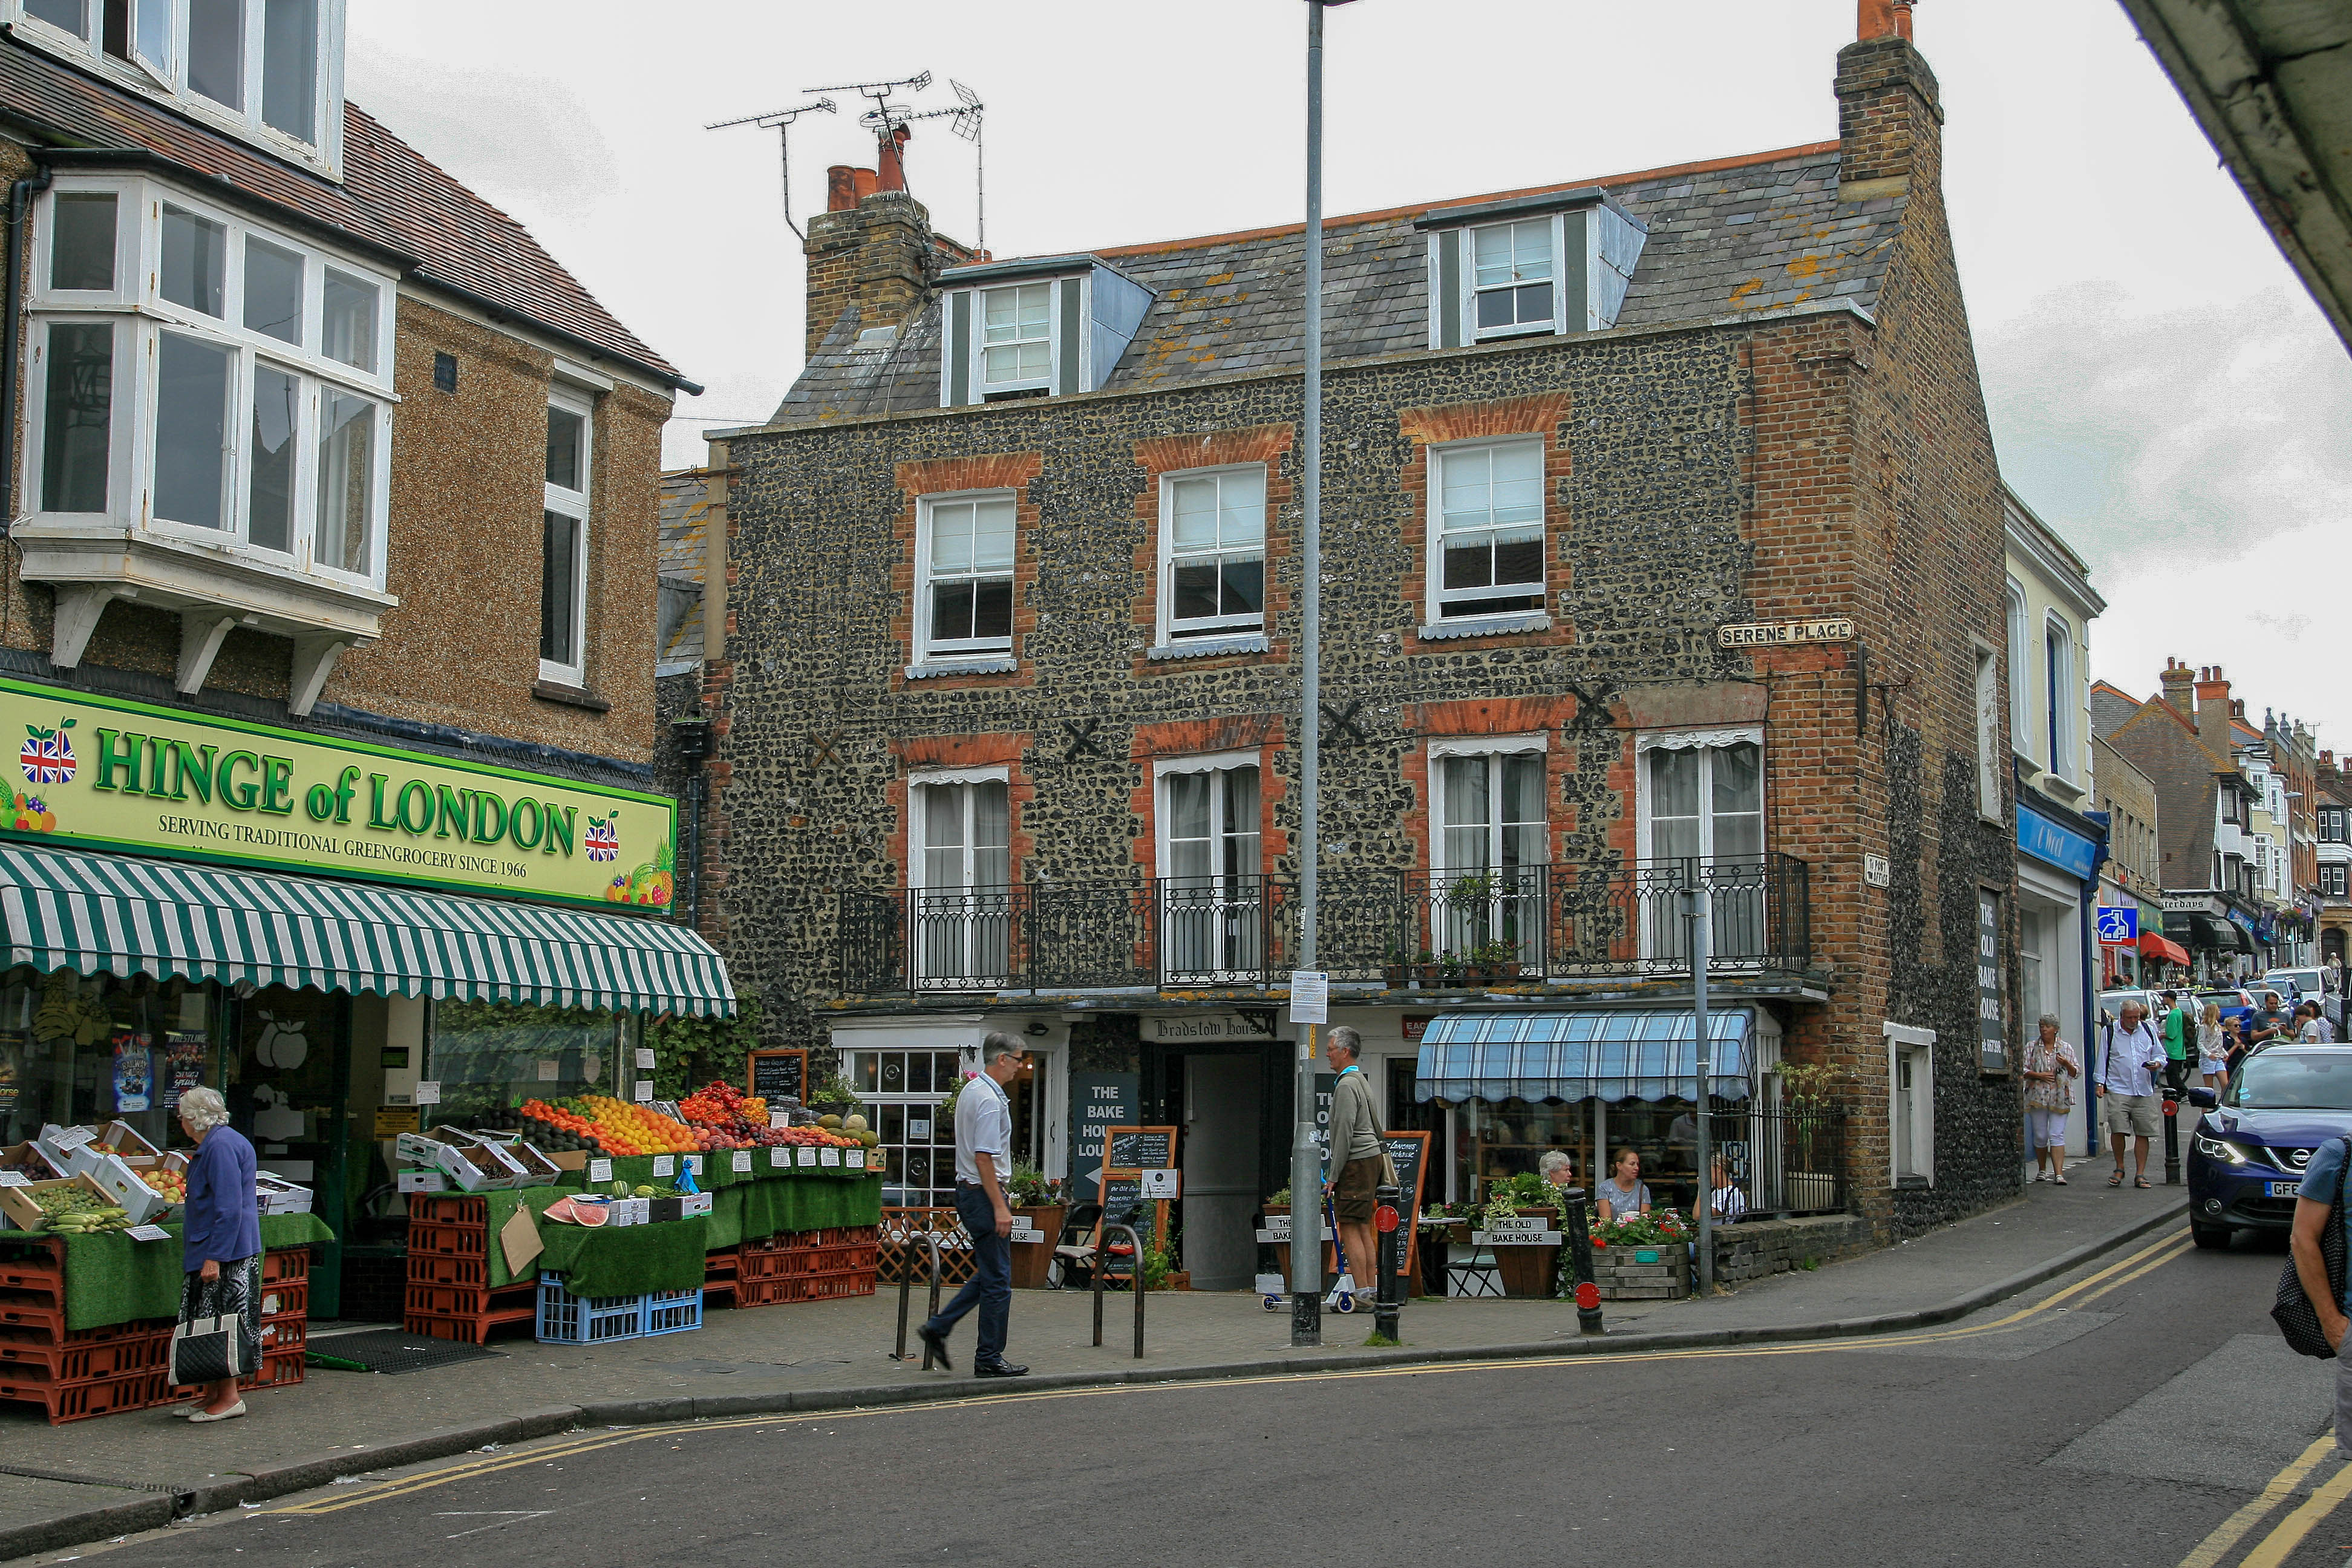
left=1180, top=1054, right=1261, bottom=1290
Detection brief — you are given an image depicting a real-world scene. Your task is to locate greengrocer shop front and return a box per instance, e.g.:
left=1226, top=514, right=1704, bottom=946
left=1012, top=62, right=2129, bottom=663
left=0, top=676, right=733, bottom=1318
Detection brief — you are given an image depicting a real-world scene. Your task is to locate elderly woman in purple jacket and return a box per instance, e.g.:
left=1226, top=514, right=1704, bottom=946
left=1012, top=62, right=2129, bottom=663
left=175, top=1087, right=260, bottom=1422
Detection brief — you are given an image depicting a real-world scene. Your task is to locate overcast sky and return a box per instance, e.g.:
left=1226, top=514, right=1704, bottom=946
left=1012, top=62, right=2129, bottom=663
left=345, top=0, right=2352, bottom=751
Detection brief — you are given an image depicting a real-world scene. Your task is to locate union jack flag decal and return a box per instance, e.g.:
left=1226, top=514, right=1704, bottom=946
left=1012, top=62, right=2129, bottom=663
left=19, top=719, right=75, bottom=786
left=585, top=814, right=619, bottom=862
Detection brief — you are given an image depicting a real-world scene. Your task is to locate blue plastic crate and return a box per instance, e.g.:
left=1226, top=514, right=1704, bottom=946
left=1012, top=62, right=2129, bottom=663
left=535, top=1273, right=644, bottom=1344
left=640, top=1286, right=703, bottom=1337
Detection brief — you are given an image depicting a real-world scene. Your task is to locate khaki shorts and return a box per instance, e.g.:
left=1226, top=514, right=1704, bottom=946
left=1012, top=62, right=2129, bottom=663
left=2104, top=1092, right=2161, bottom=1139
left=1333, top=1157, right=1380, bottom=1224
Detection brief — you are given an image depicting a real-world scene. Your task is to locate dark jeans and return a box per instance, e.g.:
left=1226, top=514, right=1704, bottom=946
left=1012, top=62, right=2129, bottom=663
left=924, top=1183, right=1011, bottom=1365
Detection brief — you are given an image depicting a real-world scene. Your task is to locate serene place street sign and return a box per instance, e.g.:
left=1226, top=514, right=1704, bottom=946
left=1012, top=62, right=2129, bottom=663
left=1716, top=618, right=1857, bottom=648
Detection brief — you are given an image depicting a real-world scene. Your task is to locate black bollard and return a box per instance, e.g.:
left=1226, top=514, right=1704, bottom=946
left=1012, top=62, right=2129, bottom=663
left=1558, top=1186, right=1605, bottom=1335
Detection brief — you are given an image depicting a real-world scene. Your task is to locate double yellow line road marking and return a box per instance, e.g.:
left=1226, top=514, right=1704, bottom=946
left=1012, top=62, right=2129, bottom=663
left=270, top=1227, right=2201, bottom=1525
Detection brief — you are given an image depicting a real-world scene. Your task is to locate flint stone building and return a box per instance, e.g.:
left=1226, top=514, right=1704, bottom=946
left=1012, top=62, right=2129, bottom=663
left=679, top=14, right=2027, bottom=1274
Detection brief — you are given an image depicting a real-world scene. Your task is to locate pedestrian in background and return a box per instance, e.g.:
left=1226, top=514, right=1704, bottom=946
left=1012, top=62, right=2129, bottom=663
left=2251, top=991, right=2290, bottom=1050
left=2022, top=1013, right=2080, bottom=1184
left=1538, top=1149, right=1577, bottom=1192
left=2097, top=1001, right=2166, bottom=1189
left=1322, top=1027, right=1385, bottom=1296
left=2300, top=1002, right=2330, bottom=1044
left=918, top=1034, right=1027, bottom=1378
left=2158, top=991, right=2189, bottom=1093
left=2198, top=1002, right=2229, bottom=1091
left=174, top=1086, right=259, bottom=1423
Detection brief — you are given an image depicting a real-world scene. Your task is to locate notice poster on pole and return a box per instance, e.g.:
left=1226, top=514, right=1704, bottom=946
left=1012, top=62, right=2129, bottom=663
left=1290, top=971, right=1329, bottom=1024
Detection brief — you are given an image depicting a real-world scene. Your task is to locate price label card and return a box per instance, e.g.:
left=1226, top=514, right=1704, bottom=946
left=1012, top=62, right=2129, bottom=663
left=684, top=1155, right=703, bottom=1175
left=413, top=1081, right=442, bottom=1106
left=769, top=1111, right=788, bottom=1129
left=820, top=1147, right=841, bottom=1166
left=50, top=1126, right=95, bottom=1149
left=0, top=1171, right=27, bottom=1188
left=124, top=1223, right=171, bottom=1241
left=536, top=1060, right=560, bottom=1082
left=847, top=1149, right=866, bottom=1169
left=633, top=1080, right=653, bottom=1103
left=636, top=1047, right=656, bottom=1070
left=769, top=1147, right=788, bottom=1168
left=731, top=1150, right=752, bottom=1173
left=396, top=1170, right=446, bottom=1194
left=1140, top=1167, right=1180, bottom=1199
left=795, top=1147, right=817, bottom=1167
left=652, top=1155, right=676, bottom=1177
left=587, top=1159, right=613, bottom=1184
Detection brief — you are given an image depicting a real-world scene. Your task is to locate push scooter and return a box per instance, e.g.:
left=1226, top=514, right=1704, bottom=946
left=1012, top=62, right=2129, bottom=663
left=1259, top=1195, right=1359, bottom=1313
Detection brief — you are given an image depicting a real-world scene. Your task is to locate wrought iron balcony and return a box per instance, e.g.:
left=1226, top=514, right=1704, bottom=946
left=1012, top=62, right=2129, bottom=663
left=837, top=855, right=1810, bottom=996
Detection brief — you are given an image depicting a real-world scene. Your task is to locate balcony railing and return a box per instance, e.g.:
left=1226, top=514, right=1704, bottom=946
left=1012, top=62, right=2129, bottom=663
left=840, top=855, right=1809, bottom=996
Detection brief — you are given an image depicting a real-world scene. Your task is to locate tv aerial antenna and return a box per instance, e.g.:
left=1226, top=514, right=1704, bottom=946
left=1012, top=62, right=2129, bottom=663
left=802, top=73, right=988, bottom=254
left=706, top=97, right=837, bottom=241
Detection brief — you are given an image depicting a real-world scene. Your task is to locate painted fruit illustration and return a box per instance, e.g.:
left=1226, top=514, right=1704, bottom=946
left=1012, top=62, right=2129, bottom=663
left=18, top=717, right=75, bottom=786
left=586, top=814, right=619, bottom=862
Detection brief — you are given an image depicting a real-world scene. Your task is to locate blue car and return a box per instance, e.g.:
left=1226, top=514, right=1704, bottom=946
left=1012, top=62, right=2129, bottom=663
left=2187, top=1046, right=2352, bottom=1249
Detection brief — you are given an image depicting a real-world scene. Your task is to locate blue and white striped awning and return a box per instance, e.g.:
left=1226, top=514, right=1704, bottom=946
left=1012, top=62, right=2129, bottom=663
left=0, top=842, right=735, bottom=1018
left=1414, top=1008, right=1754, bottom=1103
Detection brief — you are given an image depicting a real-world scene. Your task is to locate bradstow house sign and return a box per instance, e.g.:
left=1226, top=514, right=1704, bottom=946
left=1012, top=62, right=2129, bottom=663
left=0, top=676, right=676, bottom=912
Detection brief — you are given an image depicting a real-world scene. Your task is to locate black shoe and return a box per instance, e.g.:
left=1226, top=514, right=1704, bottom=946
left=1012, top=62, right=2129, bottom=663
left=973, top=1359, right=1028, bottom=1378
left=916, top=1325, right=953, bottom=1371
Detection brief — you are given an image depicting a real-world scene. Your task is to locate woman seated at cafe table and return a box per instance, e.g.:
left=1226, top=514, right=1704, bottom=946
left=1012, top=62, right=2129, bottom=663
left=1691, top=1152, right=1748, bottom=1228
left=1596, top=1147, right=1651, bottom=1223
left=1538, top=1149, right=1576, bottom=1192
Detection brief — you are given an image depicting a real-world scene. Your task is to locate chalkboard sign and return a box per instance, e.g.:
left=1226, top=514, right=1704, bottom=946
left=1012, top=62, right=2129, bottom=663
left=1381, top=1130, right=1432, bottom=1290
left=1108, top=1128, right=1174, bottom=1172
left=748, top=1049, right=808, bottom=1105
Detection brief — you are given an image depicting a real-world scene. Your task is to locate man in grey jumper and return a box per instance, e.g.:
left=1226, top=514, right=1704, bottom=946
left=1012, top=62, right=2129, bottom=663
left=1322, top=1027, right=1385, bottom=1293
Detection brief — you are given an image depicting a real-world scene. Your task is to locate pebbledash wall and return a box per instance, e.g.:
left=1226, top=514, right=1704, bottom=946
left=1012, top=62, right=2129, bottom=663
left=690, top=33, right=2022, bottom=1238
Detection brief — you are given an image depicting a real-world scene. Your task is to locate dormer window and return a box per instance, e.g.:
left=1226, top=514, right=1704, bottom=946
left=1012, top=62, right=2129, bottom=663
left=11, top=0, right=338, bottom=171
left=939, top=255, right=1153, bottom=407
left=1419, top=189, right=1648, bottom=351
left=1472, top=220, right=1555, bottom=338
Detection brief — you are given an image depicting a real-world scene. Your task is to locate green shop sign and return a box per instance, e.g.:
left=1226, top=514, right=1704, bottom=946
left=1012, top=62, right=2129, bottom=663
left=1, top=675, right=676, bottom=911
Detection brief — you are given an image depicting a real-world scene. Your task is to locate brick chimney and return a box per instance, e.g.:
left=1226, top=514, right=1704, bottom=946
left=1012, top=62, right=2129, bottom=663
left=2160, top=658, right=2196, bottom=720
left=1837, top=0, right=1942, bottom=203
left=2195, top=665, right=2233, bottom=743
left=801, top=126, right=978, bottom=359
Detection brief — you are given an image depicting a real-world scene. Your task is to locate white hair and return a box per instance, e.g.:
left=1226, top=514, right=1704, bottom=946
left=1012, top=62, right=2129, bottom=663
left=177, top=1086, right=230, bottom=1134
left=1538, top=1150, right=1574, bottom=1182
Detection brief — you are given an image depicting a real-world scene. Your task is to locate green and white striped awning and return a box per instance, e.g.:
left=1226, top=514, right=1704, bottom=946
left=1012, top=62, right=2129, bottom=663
left=0, top=842, right=735, bottom=1018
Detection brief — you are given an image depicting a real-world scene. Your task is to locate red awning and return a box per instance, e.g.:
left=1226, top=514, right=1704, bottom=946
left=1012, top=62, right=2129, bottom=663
left=2138, top=932, right=2192, bottom=967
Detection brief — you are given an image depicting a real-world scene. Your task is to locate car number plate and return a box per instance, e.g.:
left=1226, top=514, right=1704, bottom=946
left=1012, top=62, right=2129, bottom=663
left=2267, top=1180, right=2302, bottom=1198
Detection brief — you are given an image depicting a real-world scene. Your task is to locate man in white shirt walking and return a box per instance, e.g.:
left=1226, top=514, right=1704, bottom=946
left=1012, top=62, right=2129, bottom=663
left=918, top=1034, right=1027, bottom=1377
left=2097, top=1000, right=2167, bottom=1189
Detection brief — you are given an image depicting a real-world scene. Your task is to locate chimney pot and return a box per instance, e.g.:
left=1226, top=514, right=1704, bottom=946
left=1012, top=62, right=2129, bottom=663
left=826, top=165, right=858, bottom=214
left=877, top=123, right=912, bottom=194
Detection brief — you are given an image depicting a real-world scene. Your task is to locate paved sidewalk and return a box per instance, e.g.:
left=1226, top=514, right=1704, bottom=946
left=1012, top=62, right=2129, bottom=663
left=0, top=1178, right=2189, bottom=1560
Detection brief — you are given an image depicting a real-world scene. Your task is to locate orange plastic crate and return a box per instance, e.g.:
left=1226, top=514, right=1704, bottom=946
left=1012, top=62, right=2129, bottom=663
left=408, top=1195, right=491, bottom=1228
left=0, top=1367, right=168, bottom=1424
left=256, top=1281, right=308, bottom=1319
left=407, top=1252, right=489, bottom=1288
left=261, top=1248, right=310, bottom=1283
left=0, top=1331, right=169, bottom=1381
left=803, top=1272, right=873, bottom=1302
left=406, top=1220, right=489, bottom=1258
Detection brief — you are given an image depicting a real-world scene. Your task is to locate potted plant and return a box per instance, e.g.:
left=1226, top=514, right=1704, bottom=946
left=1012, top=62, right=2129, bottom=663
left=1413, top=949, right=1442, bottom=987
left=1468, top=938, right=1520, bottom=985
left=1382, top=947, right=1411, bottom=989
left=1478, top=1173, right=1561, bottom=1297
left=1437, top=949, right=1467, bottom=988
left=1589, top=1208, right=1693, bottom=1301
left=1004, top=1163, right=1065, bottom=1289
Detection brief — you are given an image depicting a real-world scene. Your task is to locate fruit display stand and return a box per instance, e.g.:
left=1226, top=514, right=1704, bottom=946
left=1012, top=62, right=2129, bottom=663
left=0, top=1217, right=332, bottom=1423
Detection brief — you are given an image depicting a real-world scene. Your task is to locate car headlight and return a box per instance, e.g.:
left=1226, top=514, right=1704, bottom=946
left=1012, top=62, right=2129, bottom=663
left=2194, top=1134, right=2249, bottom=1165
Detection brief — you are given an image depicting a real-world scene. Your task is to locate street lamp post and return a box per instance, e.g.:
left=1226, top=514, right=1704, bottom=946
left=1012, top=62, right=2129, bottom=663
left=1289, top=0, right=1359, bottom=1350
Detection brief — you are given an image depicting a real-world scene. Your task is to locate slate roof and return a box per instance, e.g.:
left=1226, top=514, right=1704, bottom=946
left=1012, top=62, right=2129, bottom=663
left=772, top=140, right=1894, bottom=423
left=656, top=472, right=712, bottom=673
left=0, top=34, right=688, bottom=389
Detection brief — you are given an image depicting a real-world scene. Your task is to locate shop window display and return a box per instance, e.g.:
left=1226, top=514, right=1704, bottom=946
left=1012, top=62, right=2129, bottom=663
left=424, top=1000, right=635, bottom=1128
left=1441, top=1094, right=1728, bottom=1212
left=850, top=1048, right=964, bottom=1208
left=0, top=969, right=221, bottom=1151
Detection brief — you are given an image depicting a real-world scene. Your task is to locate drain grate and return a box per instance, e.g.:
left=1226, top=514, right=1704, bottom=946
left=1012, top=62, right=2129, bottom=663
left=304, top=1329, right=508, bottom=1376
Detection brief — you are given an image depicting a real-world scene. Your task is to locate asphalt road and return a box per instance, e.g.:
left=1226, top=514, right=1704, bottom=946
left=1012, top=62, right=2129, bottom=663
left=19, top=1223, right=2345, bottom=1568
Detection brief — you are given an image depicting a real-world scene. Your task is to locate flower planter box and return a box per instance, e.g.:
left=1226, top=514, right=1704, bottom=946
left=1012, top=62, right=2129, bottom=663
left=1593, top=1241, right=1690, bottom=1301
left=1008, top=1204, right=1063, bottom=1290
left=1483, top=1208, right=1559, bottom=1298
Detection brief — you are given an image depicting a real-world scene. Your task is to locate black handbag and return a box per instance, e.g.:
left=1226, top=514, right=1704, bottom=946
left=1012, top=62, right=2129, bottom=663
left=2272, top=1135, right=2351, bottom=1357
left=169, top=1312, right=246, bottom=1386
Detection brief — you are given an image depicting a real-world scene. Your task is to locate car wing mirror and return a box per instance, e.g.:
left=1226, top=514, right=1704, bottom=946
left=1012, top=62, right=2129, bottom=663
left=2186, top=1087, right=2217, bottom=1108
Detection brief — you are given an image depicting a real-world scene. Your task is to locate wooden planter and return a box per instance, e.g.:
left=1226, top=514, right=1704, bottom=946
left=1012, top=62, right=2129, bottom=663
left=1593, top=1240, right=1690, bottom=1301
left=1008, top=1204, right=1064, bottom=1289
left=1262, top=1204, right=1338, bottom=1278
left=1486, top=1207, right=1560, bottom=1298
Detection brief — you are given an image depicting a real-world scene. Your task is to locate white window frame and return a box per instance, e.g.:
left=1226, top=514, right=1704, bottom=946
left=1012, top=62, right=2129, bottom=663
left=1425, top=436, right=1547, bottom=626
left=538, top=388, right=593, bottom=687
left=1633, top=727, right=1765, bottom=864
left=2005, top=580, right=2030, bottom=762
left=907, top=766, right=1013, bottom=892
left=23, top=174, right=396, bottom=590
left=913, top=490, right=1018, bottom=667
left=1151, top=750, right=1263, bottom=881
left=1156, top=465, right=1267, bottom=644
left=973, top=281, right=1056, bottom=396
left=1468, top=215, right=1563, bottom=341
left=1427, top=734, right=1549, bottom=874
left=6, top=0, right=345, bottom=175
left=1884, top=1021, right=1936, bottom=1188
left=2043, top=610, right=2076, bottom=782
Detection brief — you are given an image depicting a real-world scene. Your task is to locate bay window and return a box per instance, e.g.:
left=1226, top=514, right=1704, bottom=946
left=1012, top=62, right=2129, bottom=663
left=11, top=0, right=339, bottom=169
left=16, top=175, right=396, bottom=697
left=1429, top=437, right=1546, bottom=624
